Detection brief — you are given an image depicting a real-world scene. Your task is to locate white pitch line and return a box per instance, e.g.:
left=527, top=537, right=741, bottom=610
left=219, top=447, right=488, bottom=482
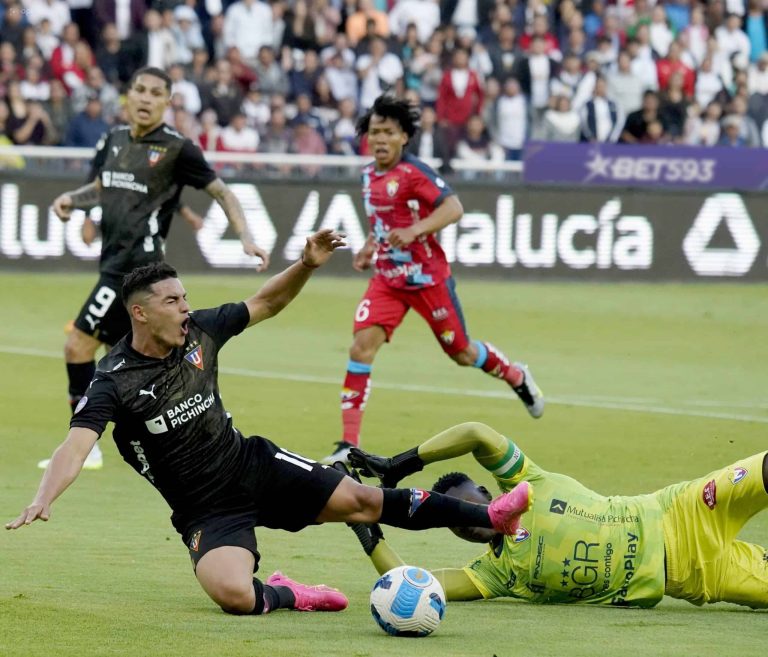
left=2, top=345, right=767, bottom=424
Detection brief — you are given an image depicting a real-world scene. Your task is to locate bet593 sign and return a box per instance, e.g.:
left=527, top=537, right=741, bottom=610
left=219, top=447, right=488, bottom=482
left=0, top=179, right=764, bottom=280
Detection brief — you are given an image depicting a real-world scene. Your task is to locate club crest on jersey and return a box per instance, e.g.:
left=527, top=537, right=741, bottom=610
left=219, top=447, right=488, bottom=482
left=702, top=479, right=717, bottom=510
left=408, top=489, right=430, bottom=516
left=184, top=345, right=204, bottom=370
left=440, top=330, right=455, bottom=345
left=147, top=146, right=167, bottom=167
left=189, top=530, right=202, bottom=552
left=729, top=467, right=748, bottom=485
left=386, top=179, right=399, bottom=197
left=513, top=526, right=530, bottom=543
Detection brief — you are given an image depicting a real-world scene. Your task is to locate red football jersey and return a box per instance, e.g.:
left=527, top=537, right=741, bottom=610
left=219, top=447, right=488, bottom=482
left=362, top=153, right=454, bottom=289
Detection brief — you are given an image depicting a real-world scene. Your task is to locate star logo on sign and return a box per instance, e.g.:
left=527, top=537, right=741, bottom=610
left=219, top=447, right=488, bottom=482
left=584, top=152, right=613, bottom=181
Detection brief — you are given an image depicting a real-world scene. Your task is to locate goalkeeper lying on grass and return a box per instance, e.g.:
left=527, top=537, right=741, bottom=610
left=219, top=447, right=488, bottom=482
left=344, top=422, right=768, bottom=609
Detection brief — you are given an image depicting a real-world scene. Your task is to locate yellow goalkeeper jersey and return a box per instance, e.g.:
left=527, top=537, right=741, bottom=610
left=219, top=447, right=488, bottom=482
left=463, top=448, right=666, bottom=607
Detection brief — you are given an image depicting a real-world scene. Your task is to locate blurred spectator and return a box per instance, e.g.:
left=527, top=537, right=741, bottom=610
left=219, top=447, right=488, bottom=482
left=718, top=113, right=748, bottom=145
left=35, top=17, right=59, bottom=60
left=223, top=0, right=274, bottom=62
left=283, top=0, right=319, bottom=51
left=657, top=40, right=695, bottom=97
left=6, top=81, right=58, bottom=144
left=20, top=58, right=50, bottom=101
left=580, top=75, right=623, bottom=142
left=169, top=62, right=202, bottom=115
left=126, top=9, right=176, bottom=71
left=323, top=48, right=357, bottom=103
left=171, top=108, right=200, bottom=143
left=219, top=111, right=260, bottom=151
left=20, top=25, right=43, bottom=63
left=198, top=108, right=221, bottom=150
left=607, top=49, right=644, bottom=114
left=715, top=13, right=751, bottom=62
left=355, top=15, right=399, bottom=56
left=64, top=94, right=109, bottom=146
left=745, top=0, right=766, bottom=63
left=642, top=118, right=668, bottom=144
left=254, top=45, right=289, bottom=99
left=71, top=66, right=119, bottom=122
left=389, top=0, right=440, bottom=45
left=695, top=56, right=726, bottom=108
left=329, top=96, right=357, bottom=154
left=519, top=36, right=557, bottom=128
left=288, top=48, right=323, bottom=101
left=685, top=100, right=723, bottom=145
left=201, top=59, right=243, bottom=126
left=683, top=4, right=710, bottom=67
left=658, top=70, right=689, bottom=138
left=67, top=0, right=97, bottom=49
left=1, top=2, right=26, bottom=51
left=408, top=33, right=442, bottom=104
left=290, top=92, right=325, bottom=133
left=494, top=77, right=526, bottom=159
left=456, top=114, right=504, bottom=171
left=409, top=104, right=447, bottom=161
left=488, top=22, right=521, bottom=83
left=727, top=94, right=762, bottom=145
left=357, top=35, right=403, bottom=108
left=43, top=78, right=73, bottom=142
left=188, top=48, right=210, bottom=87
left=0, top=42, right=23, bottom=95
left=312, top=0, right=341, bottom=48
left=649, top=4, right=675, bottom=57
left=520, top=14, right=561, bottom=60
left=259, top=105, right=291, bottom=153
left=550, top=53, right=583, bottom=102
left=172, top=4, right=205, bottom=65
left=541, top=94, right=581, bottom=142
left=227, top=46, right=258, bottom=92
left=50, top=23, right=95, bottom=92
left=25, top=0, right=71, bottom=36
left=94, top=23, right=129, bottom=86
left=241, top=86, right=270, bottom=130
left=621, top=89, right=660, bottom=143
left=93, top=0, right=145, bottom=41
left=346, top=0, right=389, bottom=47
left=748, top=51, right=768, bottom=95
left=290, top=117, right=326, bottom=176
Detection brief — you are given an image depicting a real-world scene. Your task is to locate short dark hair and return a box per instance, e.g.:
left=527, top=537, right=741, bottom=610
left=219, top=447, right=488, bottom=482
left=356, top=94, right=420, bottom=139
left=129, top=66, right=172, bottom=93
left=431, top=471, right=472, bottom=494
left=122, top=262, right=178, bottom=307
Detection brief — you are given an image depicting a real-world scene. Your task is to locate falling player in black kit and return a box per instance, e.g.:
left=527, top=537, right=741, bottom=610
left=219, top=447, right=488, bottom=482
left=7, top=229, right=533, bottom=617
left=45, top=66, right=269, bottom=471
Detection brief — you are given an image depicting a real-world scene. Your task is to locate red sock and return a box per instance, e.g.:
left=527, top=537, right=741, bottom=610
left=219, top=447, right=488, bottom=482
left=479, top=342, right=523, bottom=387
left=341, top=369, right=371, bottom=446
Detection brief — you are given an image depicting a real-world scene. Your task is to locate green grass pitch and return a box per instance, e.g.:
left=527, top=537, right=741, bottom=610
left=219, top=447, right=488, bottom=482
left=0, top=271, right=766, bottom=657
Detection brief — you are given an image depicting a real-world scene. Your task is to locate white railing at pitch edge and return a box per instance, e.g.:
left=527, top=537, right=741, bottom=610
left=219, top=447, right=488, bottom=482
left=0, top=145, right=524, bottom=174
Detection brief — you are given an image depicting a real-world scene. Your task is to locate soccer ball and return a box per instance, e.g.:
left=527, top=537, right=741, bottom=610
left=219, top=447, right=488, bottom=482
left=370, top=565, right=446, bottom=637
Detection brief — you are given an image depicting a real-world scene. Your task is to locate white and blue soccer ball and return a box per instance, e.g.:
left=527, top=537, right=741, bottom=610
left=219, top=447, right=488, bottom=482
left=370, top=565, right=446, bottom=637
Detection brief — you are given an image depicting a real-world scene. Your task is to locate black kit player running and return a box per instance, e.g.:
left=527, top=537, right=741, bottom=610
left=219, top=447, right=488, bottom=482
left=46, top=67, right=267, bottom=471
left=9, top=239, right=532, bottom=618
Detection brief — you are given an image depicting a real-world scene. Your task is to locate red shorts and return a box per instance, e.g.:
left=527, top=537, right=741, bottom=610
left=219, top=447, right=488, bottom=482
left=353, top=276, right=470, bottom=356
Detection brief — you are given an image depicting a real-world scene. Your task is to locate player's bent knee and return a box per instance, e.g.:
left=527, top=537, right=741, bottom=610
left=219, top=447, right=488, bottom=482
left=205, top=578, right=255, bottom=614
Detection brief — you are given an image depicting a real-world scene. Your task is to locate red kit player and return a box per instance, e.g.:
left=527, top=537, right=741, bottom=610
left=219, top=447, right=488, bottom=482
left=321, top=95, right=544, bottom=464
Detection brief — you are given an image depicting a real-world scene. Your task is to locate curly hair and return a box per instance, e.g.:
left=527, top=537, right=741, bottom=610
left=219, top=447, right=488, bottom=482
left=356, top=94, right=421, bottom=139
left=431, top=471, right=472, bottom=494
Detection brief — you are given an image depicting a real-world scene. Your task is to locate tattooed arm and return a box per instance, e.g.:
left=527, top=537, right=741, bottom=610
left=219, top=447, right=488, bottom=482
left=52, top=180, right=102, bottom=222
left=205, top=178, right=270, bottom=271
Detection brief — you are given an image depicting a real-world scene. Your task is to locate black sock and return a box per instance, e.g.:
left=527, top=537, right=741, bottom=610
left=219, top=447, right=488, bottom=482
left=379, top=488, right=492, bottom=530
left=67, top=361, right=95, bottom=413
left=251, top=580, right=295, bottom=614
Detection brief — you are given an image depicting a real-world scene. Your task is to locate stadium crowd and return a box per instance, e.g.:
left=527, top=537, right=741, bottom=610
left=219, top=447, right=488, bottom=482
left=0, top=0, right=766, bottom=164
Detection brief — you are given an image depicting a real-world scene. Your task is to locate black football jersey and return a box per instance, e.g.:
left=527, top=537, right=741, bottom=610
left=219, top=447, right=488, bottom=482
left=70, top=302, right=250, bottom=514
left=90, top=124, right=217, bottom=276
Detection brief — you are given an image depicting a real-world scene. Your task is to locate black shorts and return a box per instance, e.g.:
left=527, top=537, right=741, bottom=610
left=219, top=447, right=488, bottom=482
left=73, top=273, right=130, bottom=346
left=178, top=436, right=346, bottom=571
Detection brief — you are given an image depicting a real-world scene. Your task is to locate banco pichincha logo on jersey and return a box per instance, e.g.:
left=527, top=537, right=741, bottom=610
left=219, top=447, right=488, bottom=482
left=144, top=390, right=216, bottom=434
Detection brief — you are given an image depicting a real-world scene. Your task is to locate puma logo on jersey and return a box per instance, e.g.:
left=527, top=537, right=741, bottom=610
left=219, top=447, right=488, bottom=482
left=111, top=359, right=125, bottom=371
left=139, top=384, right=157, bottom=400
left=112, top=145, right=120, bottom=157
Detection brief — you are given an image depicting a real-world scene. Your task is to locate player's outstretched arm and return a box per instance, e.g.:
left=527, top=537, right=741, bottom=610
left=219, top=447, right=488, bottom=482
left=204, top=178, right=270, bottom=270
left=350, top=422, right=514, bottom=486
left=5, top=428, right=99, bottom=530
left=52, top=180, right=102, bottom=222
left=244, top=228, right=346, bottom=327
